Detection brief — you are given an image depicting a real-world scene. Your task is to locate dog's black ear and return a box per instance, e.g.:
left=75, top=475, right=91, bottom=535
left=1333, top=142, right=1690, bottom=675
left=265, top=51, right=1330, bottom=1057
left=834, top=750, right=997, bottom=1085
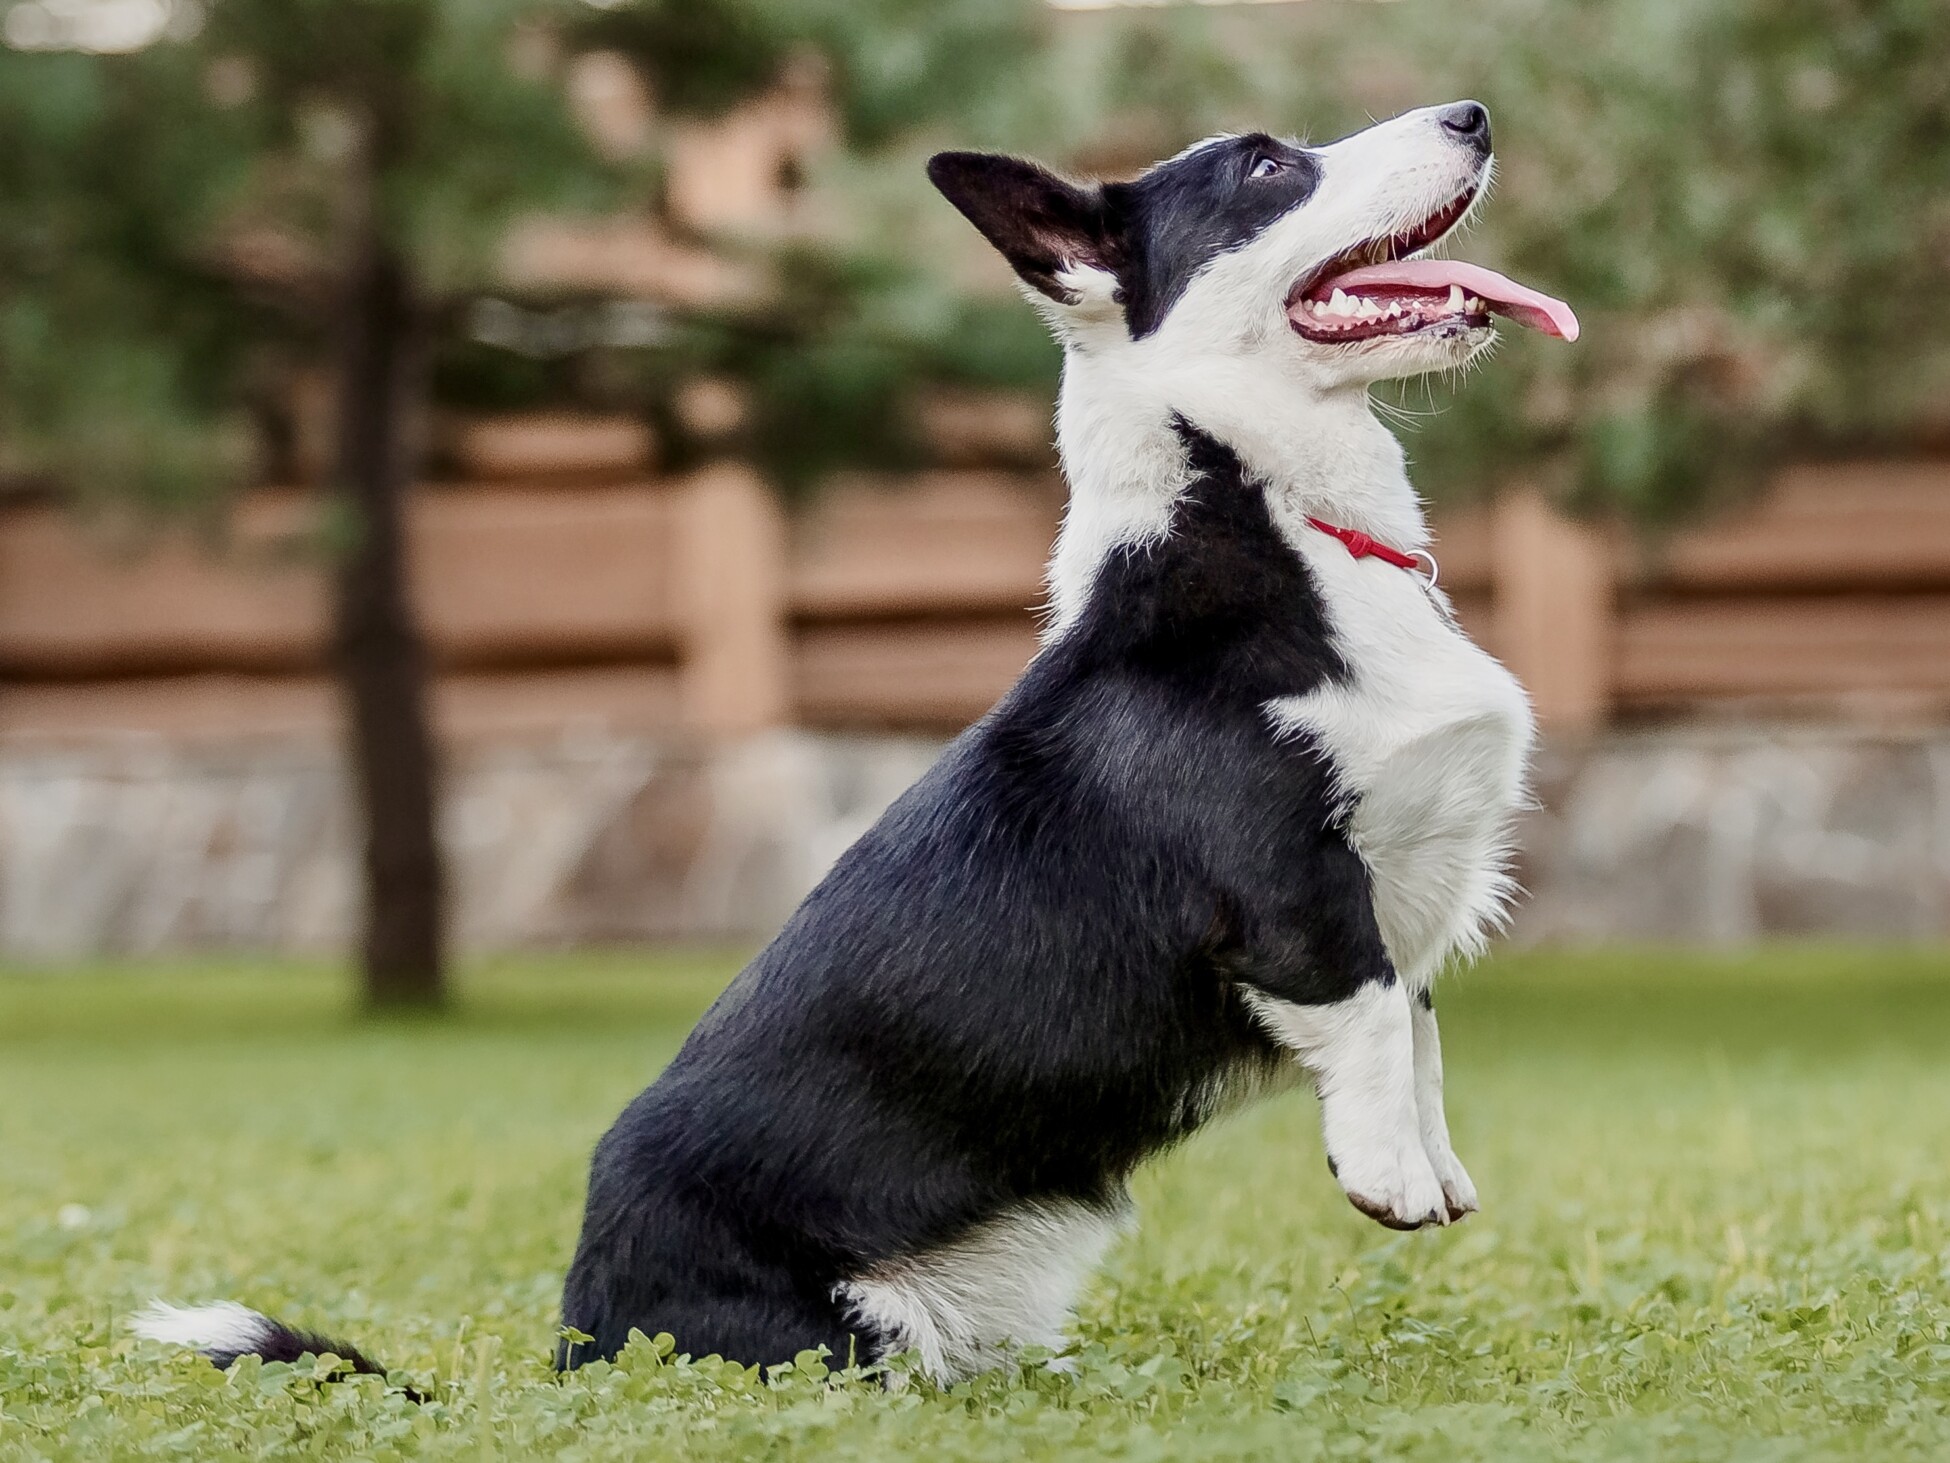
left=927, top=151, right=1119, bottom=304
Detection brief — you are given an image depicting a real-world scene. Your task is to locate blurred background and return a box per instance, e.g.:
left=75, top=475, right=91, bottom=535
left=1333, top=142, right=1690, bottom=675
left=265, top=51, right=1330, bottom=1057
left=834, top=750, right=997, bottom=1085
left=1, top=0, right=1947, bottom=1008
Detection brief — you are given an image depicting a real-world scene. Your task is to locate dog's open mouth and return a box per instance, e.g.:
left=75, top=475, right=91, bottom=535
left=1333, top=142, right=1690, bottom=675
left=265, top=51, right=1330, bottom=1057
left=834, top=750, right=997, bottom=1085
left=1287, top=185, right=1579, bottom=345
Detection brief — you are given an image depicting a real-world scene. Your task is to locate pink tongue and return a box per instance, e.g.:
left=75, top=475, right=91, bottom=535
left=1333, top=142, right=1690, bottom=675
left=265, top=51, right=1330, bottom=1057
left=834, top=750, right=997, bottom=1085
left=1310, top=259, right=1579, bottom=341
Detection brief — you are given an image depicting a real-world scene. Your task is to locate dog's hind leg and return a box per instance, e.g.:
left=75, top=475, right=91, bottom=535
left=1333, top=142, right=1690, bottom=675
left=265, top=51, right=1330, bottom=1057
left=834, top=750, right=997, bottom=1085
left=559, top=1266, right=870, bottom=1372
left=557, top=1222, right=873, bottom=1373
left=561, top=1287, right=867, bottom=1374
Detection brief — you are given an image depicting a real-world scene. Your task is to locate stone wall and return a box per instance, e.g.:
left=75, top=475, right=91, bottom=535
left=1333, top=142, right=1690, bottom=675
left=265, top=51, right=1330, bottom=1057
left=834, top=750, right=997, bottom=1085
left=0, top=725, right=1942, bottom=960
left=1520, top=726, right=1949, bottom=943
left=0, top=731, right=935, bottom=959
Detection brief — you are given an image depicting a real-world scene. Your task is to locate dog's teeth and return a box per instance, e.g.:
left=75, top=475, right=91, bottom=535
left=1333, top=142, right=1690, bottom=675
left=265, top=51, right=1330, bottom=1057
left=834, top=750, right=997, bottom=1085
left=1385, top=302, right=1403, bottom=318
left=1328, top=288, right=1351, bottom=316
left=1466, top=295, right=1484, bottom=312
left=1356, top=298, right=1380, bottom=318
left=1447, top=285, right=1465, bottom=313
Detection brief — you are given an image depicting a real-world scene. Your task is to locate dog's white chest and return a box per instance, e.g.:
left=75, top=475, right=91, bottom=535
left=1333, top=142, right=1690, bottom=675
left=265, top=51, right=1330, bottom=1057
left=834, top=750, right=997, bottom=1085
left=1269, top=537, right=1535, bottom=984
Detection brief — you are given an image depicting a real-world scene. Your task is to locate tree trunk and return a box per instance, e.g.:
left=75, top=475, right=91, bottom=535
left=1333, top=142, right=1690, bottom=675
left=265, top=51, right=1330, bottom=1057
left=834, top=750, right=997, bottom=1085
left=329, top=197, right=446, bottom=1011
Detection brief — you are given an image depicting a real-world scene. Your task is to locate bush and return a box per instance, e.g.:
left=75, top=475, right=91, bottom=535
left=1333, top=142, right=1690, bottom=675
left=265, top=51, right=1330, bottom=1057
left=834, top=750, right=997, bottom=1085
left=1068, top=0, right=1950, bottom=521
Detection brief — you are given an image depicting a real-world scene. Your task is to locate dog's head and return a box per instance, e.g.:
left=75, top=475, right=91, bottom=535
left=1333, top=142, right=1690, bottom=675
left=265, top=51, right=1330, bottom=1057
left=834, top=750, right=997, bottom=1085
left=928, top=103, right=1576, bottom=390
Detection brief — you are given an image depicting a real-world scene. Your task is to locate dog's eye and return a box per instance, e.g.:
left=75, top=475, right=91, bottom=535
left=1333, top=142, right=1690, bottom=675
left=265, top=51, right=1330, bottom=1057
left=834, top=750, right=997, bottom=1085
left=1250, top=157, right=1283, bottom=179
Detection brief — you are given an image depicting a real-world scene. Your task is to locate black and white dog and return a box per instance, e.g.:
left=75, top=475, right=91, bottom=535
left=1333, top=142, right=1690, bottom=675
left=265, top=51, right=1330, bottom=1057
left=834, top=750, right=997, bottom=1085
left=137, top=102, right=1575, bottom=1387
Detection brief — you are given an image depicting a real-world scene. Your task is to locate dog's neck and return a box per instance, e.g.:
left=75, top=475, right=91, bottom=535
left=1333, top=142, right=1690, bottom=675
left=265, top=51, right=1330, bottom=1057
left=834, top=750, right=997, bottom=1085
left=1045, top=347, right=1428, bottom=633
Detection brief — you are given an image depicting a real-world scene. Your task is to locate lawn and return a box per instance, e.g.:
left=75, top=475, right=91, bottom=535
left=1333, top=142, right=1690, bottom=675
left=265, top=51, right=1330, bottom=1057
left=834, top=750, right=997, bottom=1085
left=3, top=947, right=1949, bottom=1461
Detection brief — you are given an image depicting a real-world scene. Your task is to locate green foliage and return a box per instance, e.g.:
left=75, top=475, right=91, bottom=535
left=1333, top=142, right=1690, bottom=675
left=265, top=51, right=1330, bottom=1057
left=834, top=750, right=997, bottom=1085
left=619, top=0, right=1950, bottom=522
left=556, top=0, right=1058, bottom=491
left=175, top=0, right=632, bottom=298
left=647, top=244, right=1058, bottom=493
left=1192, top=0, right=1950, bottom=520
left=0, top=0, right=623, bottom=512
left=771, top=0, right=1047, bottom=150
left=6, top=0, right=1945, bottom=525
left=567, top=0, right=785, bottom=120
left=0, top=44, right=267, bottom=513
left=5, top=947, right=1950, bottom=1460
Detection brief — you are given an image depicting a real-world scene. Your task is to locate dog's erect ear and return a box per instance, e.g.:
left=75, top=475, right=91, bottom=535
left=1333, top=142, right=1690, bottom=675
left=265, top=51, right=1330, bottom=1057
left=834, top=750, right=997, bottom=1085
left=927, top=151, right=1119, bottom=305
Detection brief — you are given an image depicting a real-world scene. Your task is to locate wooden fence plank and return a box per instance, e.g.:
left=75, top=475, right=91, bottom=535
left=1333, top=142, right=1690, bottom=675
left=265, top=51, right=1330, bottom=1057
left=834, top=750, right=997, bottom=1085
left=0, top=485, right=685, bottom=676
left=8, top=460, right=1950, bottom=738
left=791, top=472, right=1059, bottom=620
left=446, top=413, right=655, bottom=481
left=0, top=666, right=682, bottom=742
left=794, top=618, right=1039, bottom=729
left=1647, top=462, right=1950, bottom=590
left=0, top=494, right=323, bottom=675
left=1617, top=595, right=1950, bottom=701
left=675, top=464, right=790, bottom=732
left=913, top=389, right=1057, bottom=469
left=1491, top=491, right=1614, bottom=734
left=439, top=667, right=682, bottom=737
left=414, top=485, right=681, bottom=664
left=1427, top=504, right=1494, bottom=594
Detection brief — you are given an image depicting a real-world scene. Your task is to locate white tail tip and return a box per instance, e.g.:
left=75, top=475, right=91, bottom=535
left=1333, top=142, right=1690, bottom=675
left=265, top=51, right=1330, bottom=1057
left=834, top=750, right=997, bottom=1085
left=130, top=1300, right=273, bottom=1354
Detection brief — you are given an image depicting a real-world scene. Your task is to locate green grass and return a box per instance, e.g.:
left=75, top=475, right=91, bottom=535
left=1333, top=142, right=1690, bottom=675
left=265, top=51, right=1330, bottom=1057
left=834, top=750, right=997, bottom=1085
left=4, top=947, right=1950, bottom=1461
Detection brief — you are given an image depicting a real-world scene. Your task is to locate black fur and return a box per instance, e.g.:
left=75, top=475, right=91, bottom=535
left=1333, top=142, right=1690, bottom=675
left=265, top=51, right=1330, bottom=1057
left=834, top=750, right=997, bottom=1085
left=927, top=134, right=1319, bottom=338
left=199, top=1320, right=384, bottom=1375
left=182, top=1314, right=423, bottom=1401
left=924, top=151, right=1122, bottom=305
left=1103, top=134, right=1320, bottom=337
left=557, top=424, right=1399, bottom=1370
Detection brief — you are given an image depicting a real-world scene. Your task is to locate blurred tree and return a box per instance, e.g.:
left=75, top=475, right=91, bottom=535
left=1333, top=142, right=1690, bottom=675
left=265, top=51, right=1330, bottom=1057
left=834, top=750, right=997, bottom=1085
left=1158, top=0, right=1950, bottom=522
left=544, top=0, right=1060, bottom=495
left=245, top=0, right=653, bottom=1010
left=0, top=0, right=1060, bottom=1005
left=6, top=0, right=1937, bottom=1006
left=611, top=0, right=1948, bottom=526
left=585, top=0, right=1950, bottom=523
left=1, top=1, right=631, bottom=1009
left=0, top=34, right=263, bottom=519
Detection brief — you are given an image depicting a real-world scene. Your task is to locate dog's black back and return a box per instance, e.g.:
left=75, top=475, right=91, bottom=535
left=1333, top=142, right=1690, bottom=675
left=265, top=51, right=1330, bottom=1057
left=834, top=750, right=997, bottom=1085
left=558, top=427, right=1392, bottom=1369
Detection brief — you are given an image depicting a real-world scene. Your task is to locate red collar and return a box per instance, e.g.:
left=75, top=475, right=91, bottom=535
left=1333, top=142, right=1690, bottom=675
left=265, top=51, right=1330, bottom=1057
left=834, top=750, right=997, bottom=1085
left=1305, top=516, right=1437, bottom=584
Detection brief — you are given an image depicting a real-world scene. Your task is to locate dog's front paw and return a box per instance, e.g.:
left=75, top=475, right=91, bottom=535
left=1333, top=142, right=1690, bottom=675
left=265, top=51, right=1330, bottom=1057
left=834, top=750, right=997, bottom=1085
left=1329, top=1142, right=1448, bottom=1231
left=1425, top=1145, right=1478, bottom=1223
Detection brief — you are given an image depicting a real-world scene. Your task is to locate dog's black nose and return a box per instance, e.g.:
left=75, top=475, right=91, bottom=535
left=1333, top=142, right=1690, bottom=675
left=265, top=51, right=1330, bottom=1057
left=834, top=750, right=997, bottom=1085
left=1439, top=101, right=1492, bottom=154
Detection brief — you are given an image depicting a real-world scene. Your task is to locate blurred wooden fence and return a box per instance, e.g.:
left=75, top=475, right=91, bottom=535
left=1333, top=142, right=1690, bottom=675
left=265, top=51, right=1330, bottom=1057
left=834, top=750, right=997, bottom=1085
left=1, top=419, right=1946, bottom=741
left=1466, top=462, right=1950, bottom=730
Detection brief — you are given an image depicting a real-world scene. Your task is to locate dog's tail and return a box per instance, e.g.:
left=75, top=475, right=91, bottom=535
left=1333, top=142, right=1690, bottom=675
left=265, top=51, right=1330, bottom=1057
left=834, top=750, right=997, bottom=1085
left=131, top=1301, right=414, bottom=1395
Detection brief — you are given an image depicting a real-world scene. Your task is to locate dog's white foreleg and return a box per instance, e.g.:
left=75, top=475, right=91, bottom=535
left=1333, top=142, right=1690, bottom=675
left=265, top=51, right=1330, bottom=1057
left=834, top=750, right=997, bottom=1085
left=1410, top=996, right=1477, bottom=1221
left=1248, top=980, right=1447, bottom=1230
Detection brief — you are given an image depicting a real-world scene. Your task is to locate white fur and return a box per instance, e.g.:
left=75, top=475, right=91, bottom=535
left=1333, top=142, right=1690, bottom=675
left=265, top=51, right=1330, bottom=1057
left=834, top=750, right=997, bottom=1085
left=1411, top=997, right=1478, bottom=1217
left=1260, top=535, right=1525, bottom=1221
left=1045, top=107, right=1495, bottom=632
left=837, top=1199, right=1126, bottom=1383
left=1264, top=509, right=1534, bottom=987
left=1244, top=982, right=1446, bottom=1229
left=130, top=1300, right=273, bottom=1354
left=1032, top=105, right=1535, bottom=1230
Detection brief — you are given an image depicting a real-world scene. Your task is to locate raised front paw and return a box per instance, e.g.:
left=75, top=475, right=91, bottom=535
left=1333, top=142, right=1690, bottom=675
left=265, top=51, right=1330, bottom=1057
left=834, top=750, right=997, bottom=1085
left=1328, top=1141, right=1449, bottom=1231
left=1425, top=1145, right=1479, bottom=1223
